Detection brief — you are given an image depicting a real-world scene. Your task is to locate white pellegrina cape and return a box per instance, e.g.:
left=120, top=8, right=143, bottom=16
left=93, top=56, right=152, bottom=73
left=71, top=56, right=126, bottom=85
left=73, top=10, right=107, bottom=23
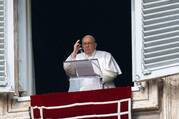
left=63, top=50, right=122, bottom=92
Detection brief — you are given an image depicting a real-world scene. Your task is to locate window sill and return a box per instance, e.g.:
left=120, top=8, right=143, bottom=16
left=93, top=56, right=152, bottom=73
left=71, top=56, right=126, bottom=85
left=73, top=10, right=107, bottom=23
left=13, top=96, right=30, bottom=102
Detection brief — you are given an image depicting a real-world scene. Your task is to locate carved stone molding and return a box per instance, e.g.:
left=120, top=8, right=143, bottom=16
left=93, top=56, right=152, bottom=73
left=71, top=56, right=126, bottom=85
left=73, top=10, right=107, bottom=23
left=132, top=79, right=159, bottom=111
left=161, top=75, right=179, bottom=119
left=1, top=112, right=30, bottom=119
left=7, top=95, right=30, bottom=113
left=0, top=94, right=7, bottom=115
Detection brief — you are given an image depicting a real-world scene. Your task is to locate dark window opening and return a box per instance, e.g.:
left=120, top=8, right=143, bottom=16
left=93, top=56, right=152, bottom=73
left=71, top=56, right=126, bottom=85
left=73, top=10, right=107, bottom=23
left=31, top=0, right=132, bottom=94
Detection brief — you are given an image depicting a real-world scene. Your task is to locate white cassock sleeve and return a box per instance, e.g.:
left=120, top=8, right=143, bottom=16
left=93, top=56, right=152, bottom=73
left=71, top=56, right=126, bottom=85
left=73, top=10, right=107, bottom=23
left=63, top=55, right=77, bottom=77
left=102, top=53, right=122, bottom=83
left=106, top=54, right=122, bottom=74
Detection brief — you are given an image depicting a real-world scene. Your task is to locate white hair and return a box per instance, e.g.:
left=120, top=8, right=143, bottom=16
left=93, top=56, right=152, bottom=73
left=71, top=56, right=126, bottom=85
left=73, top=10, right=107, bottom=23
left=82, top=35, right=96, bottom=43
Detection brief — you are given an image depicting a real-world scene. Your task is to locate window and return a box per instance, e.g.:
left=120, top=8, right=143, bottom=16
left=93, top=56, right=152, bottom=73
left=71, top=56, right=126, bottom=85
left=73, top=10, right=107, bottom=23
left=0, top=0, right=34, bottom=95
left=31, top=0, right=132, bottom=94
left=0, top=0, right=15, bottom=92
left=132, top=0, right=179, bottom=81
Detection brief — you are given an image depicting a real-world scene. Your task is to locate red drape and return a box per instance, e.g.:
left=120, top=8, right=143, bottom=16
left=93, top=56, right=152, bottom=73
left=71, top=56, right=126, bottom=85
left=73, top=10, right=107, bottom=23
left=31, top=87, right=131, bottom=119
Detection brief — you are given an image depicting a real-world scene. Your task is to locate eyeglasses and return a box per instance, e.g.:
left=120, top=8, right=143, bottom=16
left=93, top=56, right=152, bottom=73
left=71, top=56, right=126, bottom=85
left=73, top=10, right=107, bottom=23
left=82, top=42, right=95, bottom=46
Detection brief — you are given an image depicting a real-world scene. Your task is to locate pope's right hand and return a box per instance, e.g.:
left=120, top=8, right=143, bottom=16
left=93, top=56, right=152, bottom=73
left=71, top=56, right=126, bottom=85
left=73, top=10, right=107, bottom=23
left=71, top=40, right=81, bottom=59
left=73, top=39, right=81, bottom=54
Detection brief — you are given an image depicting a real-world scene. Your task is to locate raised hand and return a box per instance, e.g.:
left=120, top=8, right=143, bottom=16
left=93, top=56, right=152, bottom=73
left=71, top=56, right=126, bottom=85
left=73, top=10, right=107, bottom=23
left=71, top=40, right=81, bottom=59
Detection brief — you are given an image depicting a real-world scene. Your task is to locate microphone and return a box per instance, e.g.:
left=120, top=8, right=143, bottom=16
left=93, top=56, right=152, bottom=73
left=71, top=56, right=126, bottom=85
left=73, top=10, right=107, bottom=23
left=79, top=47, right=83, bottom=53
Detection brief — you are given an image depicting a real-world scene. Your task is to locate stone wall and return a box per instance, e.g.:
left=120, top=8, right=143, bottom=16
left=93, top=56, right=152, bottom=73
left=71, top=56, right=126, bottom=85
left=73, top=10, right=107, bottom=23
left=0, top=75, right=179, bottom=118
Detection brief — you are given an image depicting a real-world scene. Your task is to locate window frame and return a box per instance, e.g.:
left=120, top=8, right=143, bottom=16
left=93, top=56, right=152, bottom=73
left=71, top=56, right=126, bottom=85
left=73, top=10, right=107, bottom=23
left=132, top=0, right=179, bottom=82
left=8, top=1, right=159, bottom=114
left=17, top=0, right=35, bottom=96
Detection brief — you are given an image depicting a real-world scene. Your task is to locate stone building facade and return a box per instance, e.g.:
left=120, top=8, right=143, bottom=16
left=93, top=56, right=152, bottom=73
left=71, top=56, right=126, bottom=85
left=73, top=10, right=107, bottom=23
left=0, top=0, right=179, bottom=119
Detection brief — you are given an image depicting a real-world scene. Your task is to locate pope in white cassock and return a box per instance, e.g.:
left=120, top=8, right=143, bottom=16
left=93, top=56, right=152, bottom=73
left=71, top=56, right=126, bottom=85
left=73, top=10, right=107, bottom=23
left=63, top=35, right=122, bottom=92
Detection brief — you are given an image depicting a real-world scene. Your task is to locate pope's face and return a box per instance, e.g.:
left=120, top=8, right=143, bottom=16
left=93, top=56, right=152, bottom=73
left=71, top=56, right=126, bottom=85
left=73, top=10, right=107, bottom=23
left=82, top=37, right=96, bottom=56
